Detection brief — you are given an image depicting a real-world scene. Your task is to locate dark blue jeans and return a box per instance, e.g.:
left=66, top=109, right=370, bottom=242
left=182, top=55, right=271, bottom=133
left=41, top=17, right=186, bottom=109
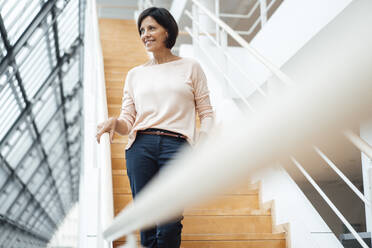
left=125, top=131, right=188, bottom=248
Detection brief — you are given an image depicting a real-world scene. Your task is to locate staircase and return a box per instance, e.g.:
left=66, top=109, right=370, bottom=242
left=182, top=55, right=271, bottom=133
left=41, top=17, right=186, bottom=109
left=99, top=19, right=286, bottom=248
left=99, top=18, right=148, bottom=247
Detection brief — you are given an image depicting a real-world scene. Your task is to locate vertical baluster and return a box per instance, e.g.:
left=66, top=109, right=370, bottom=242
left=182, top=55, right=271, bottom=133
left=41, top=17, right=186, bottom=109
left=215, top=0, right=220, bottom=44
left=192, top=4, right=199, bottom=55
left=259, top=0, right=267, bottom=27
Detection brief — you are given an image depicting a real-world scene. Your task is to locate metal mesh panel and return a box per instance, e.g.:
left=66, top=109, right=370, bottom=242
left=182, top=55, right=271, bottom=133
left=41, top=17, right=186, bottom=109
left=0, top=0, right=84, bottom=245
left=0, top=0, right=41, bottom=45
left=0, top=70, right=26, bottom=142
left=57, top=0, right=79, bottom=56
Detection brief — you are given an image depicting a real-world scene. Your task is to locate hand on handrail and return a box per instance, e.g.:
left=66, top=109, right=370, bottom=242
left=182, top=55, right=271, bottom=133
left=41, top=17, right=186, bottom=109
left=96, top=117, right=117, bottom=144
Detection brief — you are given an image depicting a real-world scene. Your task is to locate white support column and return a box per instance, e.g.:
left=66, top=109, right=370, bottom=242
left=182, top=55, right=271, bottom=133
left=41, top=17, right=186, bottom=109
left=361, top=119, right=372, bottom=232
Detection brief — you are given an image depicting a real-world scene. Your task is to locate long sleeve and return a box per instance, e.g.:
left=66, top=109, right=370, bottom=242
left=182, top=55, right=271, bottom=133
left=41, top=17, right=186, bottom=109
left=192, top=62, right=214, bottom=133
left=118, top=72, right=136, bottom=134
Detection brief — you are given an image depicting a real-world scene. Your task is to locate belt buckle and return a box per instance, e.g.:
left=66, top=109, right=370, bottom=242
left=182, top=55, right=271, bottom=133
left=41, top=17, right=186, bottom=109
left=156, top=130, right=161, bottom=135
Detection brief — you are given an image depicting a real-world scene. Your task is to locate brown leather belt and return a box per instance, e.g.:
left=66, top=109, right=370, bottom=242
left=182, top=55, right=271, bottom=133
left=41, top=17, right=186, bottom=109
left=138, top=129, right=187, bottom=140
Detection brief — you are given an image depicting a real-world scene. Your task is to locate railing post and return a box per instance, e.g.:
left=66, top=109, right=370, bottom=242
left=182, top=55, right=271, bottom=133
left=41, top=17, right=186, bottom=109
left=259, top=0, right=267, bottom=27
left=215, top=0, right=220, bottom=44
left=192, top=4, right=199, bottom=55
left=361, top=120, right=372, bottom=233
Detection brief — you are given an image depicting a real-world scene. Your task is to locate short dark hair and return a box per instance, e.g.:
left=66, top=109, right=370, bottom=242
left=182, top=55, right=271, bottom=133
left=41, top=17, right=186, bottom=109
left=137, top=7, right=179, bottom=49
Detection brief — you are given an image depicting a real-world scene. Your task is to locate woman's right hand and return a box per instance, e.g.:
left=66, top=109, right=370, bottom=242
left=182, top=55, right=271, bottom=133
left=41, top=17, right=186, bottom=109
left=96, top=117, right=117, bottom=144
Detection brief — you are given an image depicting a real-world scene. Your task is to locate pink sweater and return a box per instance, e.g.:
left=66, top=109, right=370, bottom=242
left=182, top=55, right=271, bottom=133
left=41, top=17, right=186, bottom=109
left=118, top=57, right=214, bottom=149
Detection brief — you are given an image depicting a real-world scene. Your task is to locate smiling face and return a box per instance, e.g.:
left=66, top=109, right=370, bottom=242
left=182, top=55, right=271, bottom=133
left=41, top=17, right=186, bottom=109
left=140, top=16, right=169, bottom=53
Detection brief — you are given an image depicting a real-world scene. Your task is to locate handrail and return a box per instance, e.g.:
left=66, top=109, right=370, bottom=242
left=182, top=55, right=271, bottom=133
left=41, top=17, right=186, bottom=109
left=219, top=1, right=260, bottom=19
left=344, top=129, right=372, bottom=161
left=184, top=27, right=255, bottom=111
left=191, top=0, right=294, bottom=87
left=184, top=10, right=267, bottom=97
left=235, top=18, right=261, bottom=36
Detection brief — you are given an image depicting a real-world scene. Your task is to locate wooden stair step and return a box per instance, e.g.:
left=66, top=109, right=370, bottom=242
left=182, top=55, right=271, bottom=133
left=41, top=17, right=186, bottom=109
left=108, top=104, right=121, bottom=116
left=223, top=181, right=260, bottom=195
left=103, top=57, right=144, bottom=67
left=112, top=169, right=126, bottom=175
left=180, top=240, right=286, bottom=248
left=185, top=195, right=260, bottom=214
left=112, top=158, right=126, bottom=170
left=113, top=194, right=267, bottom=217
left=113, top=174, right=131, bottom=194
left=111, top=143, right=125, bottom=158
left=114, top=233, right=286, bottom=247
left=105, top=79, right=124, bottom=90
left=184, top=208, right=269, bottom=216
left=104, top=65, right=136, bottom=73
left=104, top=71, right=126, bottom=81
left=113, top=240, right=285, bottom=248
left=114, top=193, right=132, bottom=216
left=112, top=135, right=128, bottom=144
left=114, top=231, right=285, bottom=243
left=182, top=215, right=272, bottom=234
left=182, top=233, right=286, bottom=240
left=106, top=89, right=123, bottom=104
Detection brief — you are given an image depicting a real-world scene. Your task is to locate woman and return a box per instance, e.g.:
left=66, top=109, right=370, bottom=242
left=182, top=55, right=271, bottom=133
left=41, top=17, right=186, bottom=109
left=96, top=7, right=214, bottom=248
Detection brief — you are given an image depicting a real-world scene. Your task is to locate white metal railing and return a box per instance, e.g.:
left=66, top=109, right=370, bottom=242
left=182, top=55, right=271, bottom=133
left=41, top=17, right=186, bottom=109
left=134, top=0, right=154, bottom=21
left=102, top=0, right=372, bottom=247
left=218, top=0, right=279, bottom=36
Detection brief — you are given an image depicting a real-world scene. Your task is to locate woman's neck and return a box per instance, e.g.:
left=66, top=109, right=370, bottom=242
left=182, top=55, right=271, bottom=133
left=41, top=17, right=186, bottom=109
left=152, top=49, right=178, bottom=64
